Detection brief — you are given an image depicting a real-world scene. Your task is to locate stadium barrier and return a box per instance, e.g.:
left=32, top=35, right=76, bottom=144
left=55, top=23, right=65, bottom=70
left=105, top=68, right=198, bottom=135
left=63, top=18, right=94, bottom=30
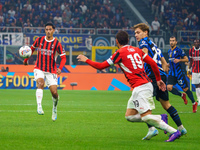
left=0, top=65, right=130, bottom=91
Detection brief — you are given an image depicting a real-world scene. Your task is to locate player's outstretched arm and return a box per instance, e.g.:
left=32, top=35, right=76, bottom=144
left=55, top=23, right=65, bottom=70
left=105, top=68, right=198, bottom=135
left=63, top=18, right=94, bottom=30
left=23, top=58, right=28, bottom=65
left=77, top=54, right=88, bottom=62
left=77, top=54, right=110, bottom=70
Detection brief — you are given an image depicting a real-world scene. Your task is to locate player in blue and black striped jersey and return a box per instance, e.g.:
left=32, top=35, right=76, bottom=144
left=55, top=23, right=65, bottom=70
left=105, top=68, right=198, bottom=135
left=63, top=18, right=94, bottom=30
left=133, top=23, right=187, bottom=140
left=167, top=36, right=198, bottom=113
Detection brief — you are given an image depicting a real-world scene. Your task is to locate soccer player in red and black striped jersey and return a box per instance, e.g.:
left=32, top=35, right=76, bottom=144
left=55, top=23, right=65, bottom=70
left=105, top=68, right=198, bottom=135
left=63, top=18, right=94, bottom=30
left=77, top=31, right=181, bottom=142
left=188, top=39, right=200, bottom=106
left=23, top=22, right=66, bottom=121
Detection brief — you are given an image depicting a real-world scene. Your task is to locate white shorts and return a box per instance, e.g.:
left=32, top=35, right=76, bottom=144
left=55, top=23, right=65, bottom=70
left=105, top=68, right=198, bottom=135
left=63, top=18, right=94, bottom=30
left=34, top=69, right=57, bottom=87
left=127, top=82, right=155, bottom=114
left=192, top=72, right=200, bottom=84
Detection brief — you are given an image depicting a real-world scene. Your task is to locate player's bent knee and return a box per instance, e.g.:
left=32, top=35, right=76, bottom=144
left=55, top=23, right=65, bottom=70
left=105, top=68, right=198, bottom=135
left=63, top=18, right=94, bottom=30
left=38, top=82, right=45, bottom=88
left=125, top=116, right=133, bottom=122
left=167, top=86, right=172, bottom=91
left=141, top=115, right=154, bottom=124
left=125, top=114, right=142, bottom=122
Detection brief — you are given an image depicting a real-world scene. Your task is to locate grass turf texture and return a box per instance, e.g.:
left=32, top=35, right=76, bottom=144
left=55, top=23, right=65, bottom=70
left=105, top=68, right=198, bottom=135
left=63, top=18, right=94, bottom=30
left=0, top=89, right=199, bottom=150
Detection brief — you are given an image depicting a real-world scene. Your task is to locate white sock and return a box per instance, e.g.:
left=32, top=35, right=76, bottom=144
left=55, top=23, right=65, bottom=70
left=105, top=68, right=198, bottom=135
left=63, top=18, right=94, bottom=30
left=196, top=88, right=200, bottom=102
left=142, top=114, right=177, bottom=134
left=52, top=96, right=59, bottom=109
left=178, top=125, right=184, bottom=131
left=125, top=114, right=143, bottom=122
left=36, top=89, right=43, bottom=108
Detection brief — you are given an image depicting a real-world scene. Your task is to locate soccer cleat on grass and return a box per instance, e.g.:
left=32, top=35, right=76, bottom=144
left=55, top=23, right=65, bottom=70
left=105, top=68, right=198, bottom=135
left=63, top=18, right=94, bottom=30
left=181, top=93, right=188, bottom=105
left=193, top=102, right=198, bottom=113
left=52, top=108, right=57, bottom=121
left=165, top=130, right=181, bottom=142
left=142, top=129, right=158, bottom=140
left=37, top=107, right=44, bottom=115
left=179, top=128, right=187, bottom=136
left=161, top=114, right=168, bottom=134
left=198, top=100, right=200, bottom=106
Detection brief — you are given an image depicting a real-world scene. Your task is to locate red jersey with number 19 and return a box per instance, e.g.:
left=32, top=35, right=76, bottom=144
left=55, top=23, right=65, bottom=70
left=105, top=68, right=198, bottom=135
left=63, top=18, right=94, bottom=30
left=31, top=36, right=66, bottom=73
left=107, top=45, right=151, bottom=88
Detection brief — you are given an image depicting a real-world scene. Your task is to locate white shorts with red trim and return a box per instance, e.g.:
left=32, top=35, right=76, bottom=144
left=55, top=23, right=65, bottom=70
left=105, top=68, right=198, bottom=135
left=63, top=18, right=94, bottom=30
left=127, top=82, right=155, bottom=114
left=34, top=69, right=57, bottom=87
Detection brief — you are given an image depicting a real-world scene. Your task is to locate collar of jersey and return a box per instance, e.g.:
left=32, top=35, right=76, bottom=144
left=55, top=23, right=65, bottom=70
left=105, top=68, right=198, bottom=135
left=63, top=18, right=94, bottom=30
left=194, top=47, right=200, bottom=51
left=122, top=45, right=130, bottom=48
left=171, top=46, right=176, bottom=51
left=45, top=36, right=55, bottom=42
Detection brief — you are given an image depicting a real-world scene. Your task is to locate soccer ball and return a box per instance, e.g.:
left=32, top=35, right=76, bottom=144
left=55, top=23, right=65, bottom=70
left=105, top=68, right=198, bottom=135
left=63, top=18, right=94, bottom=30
left=19, top=46, right=32, bottom=59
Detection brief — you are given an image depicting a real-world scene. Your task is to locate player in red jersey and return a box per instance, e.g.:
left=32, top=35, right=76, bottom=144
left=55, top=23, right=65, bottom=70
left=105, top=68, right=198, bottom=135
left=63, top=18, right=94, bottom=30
left=188, top=39, right=200, bottom=106
left=77, top=31, right=181, bottom=142
left=23, top=22, right=66, bottom=121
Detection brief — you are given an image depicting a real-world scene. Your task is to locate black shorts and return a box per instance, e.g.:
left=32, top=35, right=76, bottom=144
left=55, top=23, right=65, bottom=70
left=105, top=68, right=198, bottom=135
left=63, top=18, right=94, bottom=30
left=150, top=75, right=169, bottom=101
left=167, top=74, right=188, bottom=89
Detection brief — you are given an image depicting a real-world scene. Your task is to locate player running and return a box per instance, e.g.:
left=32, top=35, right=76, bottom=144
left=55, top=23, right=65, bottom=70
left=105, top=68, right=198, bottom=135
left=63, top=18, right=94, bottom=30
left=77, top=31, right=181, bottom=142
left=133, top=23, right=187, bottom=139
left=23, top=22, right=66, bottom=121
left=167, top=36, right=198, bottom=112
left=188, top=39, right=200, bottom=106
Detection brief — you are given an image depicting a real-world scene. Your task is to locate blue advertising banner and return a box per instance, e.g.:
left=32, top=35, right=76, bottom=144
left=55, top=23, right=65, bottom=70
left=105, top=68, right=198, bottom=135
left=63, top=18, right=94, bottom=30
left=25, top=34, right=91, bottom=51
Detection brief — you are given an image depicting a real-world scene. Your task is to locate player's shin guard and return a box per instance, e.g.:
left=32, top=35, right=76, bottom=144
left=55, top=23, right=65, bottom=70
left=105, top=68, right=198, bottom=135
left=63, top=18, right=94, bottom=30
left=125, top=114, right=143, bottom=122
left=141, top=114, right=177, bottom=134
left=36, top=89, right=43, bottom=107
left=52, top=96, right=59, bottom=108
left=167, top=106, right=182, bottom=127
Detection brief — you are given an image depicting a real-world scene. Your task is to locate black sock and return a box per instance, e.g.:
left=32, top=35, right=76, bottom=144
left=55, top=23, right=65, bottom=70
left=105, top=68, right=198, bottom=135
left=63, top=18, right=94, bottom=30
left=170, top=88, right=182, bottom=96
left=185, top=89, right=195, bottom=103
left=167, top=105, right=182, bottom=127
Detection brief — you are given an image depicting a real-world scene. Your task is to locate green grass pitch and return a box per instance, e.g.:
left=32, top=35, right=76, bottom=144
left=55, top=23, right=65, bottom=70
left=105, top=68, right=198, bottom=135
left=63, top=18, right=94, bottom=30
left=0, top=89, right=199, bottom=150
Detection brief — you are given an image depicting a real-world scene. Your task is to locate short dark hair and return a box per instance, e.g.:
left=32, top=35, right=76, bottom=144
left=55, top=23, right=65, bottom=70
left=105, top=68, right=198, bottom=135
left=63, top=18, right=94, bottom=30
left=116, top=31, right=129, bottom=45
left=170, top=36, right=177, bottom=41
left=45, top=22, right=55, bottom=29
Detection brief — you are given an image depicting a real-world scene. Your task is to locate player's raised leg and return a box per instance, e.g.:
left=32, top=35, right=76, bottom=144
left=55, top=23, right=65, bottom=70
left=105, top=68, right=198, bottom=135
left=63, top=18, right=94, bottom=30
left=141, top=112, right=181, bottom=142
left=125, top=109, right=159, bottom=140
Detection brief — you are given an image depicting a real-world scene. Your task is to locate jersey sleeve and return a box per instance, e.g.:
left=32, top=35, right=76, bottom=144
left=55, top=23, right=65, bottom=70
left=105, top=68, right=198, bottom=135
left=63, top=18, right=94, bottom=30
left=143, top=55, right=161, bottom=81
left=179, top=48, right=186, bottom=58
left=157, top=48, right=164, bottom=58
left=139, top=40, right=148, bottom=49
left=57, top=42, right=66, bottom=56
left=31, top=37, right=39, bottom=50
left=86, top=59, right=110, bottom=70
left=106, top=51, right=122, bottom=65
